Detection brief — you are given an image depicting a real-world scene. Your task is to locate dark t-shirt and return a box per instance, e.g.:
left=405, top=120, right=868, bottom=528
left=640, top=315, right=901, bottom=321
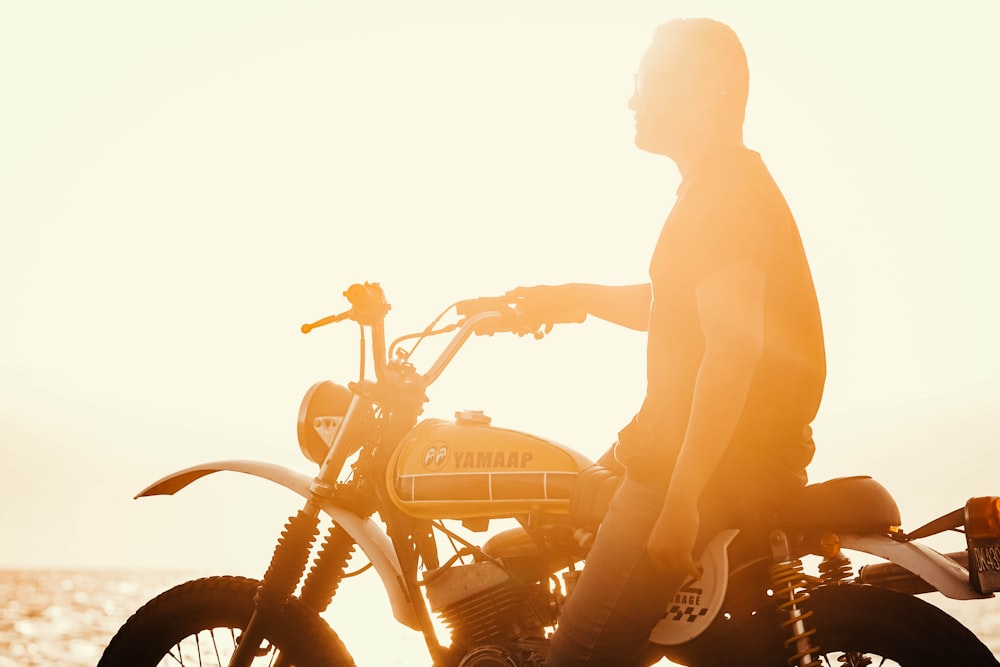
left=616, top=146, right=825, bottom=511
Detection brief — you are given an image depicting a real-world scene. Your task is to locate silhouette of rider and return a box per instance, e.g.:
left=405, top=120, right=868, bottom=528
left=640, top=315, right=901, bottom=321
left=509, top=18, right=826, bottom=666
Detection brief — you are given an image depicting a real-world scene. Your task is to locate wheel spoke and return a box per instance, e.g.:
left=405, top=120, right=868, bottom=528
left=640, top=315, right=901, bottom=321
left=211, top=629, right=223, bottom=666
left=167, top=644, right=184, bottom=666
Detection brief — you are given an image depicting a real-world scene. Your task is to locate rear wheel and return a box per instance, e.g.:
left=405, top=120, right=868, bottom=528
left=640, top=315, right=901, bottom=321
left=723, top=584, right=996, bottom=666
left=97, top=575, right=355, bottom=667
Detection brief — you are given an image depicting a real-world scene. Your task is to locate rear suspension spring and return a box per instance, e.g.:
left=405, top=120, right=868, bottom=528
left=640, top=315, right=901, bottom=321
left=299, top=523, right=357, bottom=613
left=769, top=559, right=821, bottom=667
left=256, top=510, right=320, bottom=609
left=819, top=553, right=854, bottom=586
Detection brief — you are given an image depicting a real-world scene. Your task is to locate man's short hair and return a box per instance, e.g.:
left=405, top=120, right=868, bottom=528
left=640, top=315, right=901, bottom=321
left=652, top=18, right=750, bottom=124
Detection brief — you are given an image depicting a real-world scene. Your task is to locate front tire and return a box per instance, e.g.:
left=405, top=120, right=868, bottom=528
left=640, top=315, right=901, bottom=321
left=708, top=584, right=997, bottom=666
left=97, top=575, right=355, bottom=667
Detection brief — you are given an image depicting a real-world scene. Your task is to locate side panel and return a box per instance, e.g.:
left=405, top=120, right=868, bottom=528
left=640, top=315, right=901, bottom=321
left=649, top=529, right=740, bottom=645
left=841, top=533, right=990, bottom=600
left=136, top=460, right=421, bottom=629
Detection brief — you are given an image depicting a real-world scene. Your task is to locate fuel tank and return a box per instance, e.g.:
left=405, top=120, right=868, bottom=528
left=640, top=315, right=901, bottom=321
left=386, top=411, right=592, bottom=520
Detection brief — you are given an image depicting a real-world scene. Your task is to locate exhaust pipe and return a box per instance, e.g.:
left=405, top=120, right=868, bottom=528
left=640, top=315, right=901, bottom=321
left=857, top=551, right=968, bottom=595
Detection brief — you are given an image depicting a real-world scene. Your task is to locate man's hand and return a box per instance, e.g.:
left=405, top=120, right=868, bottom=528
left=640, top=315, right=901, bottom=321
left=506, top=282, right=652, bottom=332
left=505, top=284, right=587, bottom=332
left=647, top=492, right=702, bottom=580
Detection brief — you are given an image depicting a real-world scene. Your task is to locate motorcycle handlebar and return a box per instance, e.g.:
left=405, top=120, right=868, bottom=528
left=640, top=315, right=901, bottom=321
left=302, top=283, right=588, bottom=398
left=300, top=282, right=390, bottom=334
left=455, top=296, right=586, bottom=337
left=345, top=282, right=390, bottom=325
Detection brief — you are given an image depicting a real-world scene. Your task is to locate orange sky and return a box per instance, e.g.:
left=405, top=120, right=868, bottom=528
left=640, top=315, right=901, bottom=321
left=1, top=1, right=999, bottom=577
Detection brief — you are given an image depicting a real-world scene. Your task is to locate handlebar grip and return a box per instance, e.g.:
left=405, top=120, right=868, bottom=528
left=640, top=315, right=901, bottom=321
left=456, top=296, right=586, bottom=336
left=455, top=296, right=512, bottom=318
left=344, top=282, right=390, bottom=325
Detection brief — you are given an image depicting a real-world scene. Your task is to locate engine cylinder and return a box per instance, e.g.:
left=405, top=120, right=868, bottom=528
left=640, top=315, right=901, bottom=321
left=426, top=562, right=552, bottom=648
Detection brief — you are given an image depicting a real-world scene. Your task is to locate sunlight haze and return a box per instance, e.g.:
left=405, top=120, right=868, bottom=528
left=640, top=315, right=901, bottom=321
left=2, top=0, right=998, bottom=591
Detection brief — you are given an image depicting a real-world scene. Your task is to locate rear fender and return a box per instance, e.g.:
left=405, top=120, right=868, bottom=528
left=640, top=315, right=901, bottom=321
left=137, top=460, right=420, bottom=629
left=841, top=533, right=990, bottom=600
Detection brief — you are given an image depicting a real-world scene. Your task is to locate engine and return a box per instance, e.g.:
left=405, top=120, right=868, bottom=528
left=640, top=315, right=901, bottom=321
left=388, top=412, right=591, bottom=665
left=426, top=560, right=554, bottom=667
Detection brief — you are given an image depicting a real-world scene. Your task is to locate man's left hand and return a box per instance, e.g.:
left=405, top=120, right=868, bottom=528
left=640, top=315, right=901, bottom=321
left=647, top=493, right=702, bottom=580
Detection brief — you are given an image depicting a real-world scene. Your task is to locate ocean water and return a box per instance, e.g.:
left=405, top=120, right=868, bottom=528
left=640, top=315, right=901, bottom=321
left=0, top=570, right=192, bottom=667
left=0, top=568, right=427, bottom=667
left=2, top=569, right=999, bottom=666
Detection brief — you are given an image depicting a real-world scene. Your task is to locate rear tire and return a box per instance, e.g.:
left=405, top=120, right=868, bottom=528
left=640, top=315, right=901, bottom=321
left=806, top=585, right=997, bottom=666
left=704, top=584, right=997, bottom=666
left=97, top=575, right=355, bottom=667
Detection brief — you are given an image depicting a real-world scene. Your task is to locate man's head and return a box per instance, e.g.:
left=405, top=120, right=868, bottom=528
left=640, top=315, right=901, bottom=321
left=629, top=18, right=749, bottom=159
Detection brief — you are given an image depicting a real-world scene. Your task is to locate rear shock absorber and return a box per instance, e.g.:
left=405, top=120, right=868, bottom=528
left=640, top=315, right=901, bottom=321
left=818, top=554, right=853, bottom=586
left=299, top=523, right=357, bottom=613
left=818, top=532, right=854, bottom=586
left=769, top=530, right=821, bottom=667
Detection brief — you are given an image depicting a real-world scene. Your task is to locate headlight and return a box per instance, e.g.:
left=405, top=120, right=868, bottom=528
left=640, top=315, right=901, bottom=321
left=297, top=381, right=354, bottom=465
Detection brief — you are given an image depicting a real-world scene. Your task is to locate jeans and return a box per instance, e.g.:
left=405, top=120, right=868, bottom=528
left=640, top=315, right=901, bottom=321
left=546, top=478, right=710, bottom=667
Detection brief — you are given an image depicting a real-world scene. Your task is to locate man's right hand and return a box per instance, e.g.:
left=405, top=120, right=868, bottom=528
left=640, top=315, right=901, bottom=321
left=504, top=284, right=588, bottom=332
left=508, top=282, right=652, bottom=332
left=504, top=283, right=587, bottom=333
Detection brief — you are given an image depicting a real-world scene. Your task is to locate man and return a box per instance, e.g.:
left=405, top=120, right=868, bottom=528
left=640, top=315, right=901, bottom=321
left=510, top=18, right=826, bottom=666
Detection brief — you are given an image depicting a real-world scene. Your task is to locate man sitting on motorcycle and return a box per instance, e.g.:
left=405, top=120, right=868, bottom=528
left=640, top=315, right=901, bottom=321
left=509, top=17, right=826, bottom=666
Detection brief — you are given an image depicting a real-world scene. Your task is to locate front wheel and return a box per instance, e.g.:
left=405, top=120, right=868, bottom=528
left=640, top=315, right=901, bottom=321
left=708, top=584, right=997, bottom=666
left=97, top=575, right=355, bottom=667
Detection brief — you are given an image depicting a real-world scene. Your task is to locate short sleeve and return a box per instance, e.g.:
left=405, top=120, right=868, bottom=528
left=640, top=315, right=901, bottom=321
left=683, top=178, right=773, bottom=283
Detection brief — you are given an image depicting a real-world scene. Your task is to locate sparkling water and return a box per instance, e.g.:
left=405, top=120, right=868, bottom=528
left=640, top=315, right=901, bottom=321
left=2, top=569, right=998, bottom=666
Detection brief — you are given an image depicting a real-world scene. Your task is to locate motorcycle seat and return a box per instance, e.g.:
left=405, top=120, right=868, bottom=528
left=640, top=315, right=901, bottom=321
left=769, top=475, right=901, bottom=534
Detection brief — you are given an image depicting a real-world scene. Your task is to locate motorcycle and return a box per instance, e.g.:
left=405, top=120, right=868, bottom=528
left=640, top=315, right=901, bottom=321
left=99, top=282, right=1000, bottom=666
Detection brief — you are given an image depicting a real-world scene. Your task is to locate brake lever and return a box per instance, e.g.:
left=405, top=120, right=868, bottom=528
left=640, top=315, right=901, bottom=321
left=301, top=309, right=353, bottom=334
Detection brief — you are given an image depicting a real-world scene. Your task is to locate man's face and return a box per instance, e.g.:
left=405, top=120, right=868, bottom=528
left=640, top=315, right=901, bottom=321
left=628, top=41, right=702, bottom=158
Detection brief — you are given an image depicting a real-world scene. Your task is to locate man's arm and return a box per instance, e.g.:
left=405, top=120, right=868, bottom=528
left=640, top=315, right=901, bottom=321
left=646, top=258, right=765, bottom=576
left=507, top=283, right=652, bottom=331
left=572, top=283, right=651, bottom=330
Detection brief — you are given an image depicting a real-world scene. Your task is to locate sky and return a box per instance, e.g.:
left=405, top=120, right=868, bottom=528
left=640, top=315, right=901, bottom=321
left=2, top=0, right=999, bottom=586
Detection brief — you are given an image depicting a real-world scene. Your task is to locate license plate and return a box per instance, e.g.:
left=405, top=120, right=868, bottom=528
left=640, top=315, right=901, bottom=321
left=966, top=535, right=1000, bottom=594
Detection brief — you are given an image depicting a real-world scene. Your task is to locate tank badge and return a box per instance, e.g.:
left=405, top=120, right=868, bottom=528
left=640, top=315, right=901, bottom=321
left=453, top=451, right=533, bottom=469
left=423, top=443, right=449, bottom=471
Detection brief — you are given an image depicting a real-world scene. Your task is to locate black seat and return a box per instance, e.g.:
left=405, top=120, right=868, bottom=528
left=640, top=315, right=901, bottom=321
left=769, top=476, right=901, bottom=534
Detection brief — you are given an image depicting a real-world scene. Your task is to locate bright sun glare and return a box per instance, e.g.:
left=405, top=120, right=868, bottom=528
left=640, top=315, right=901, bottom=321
left=1, top=0, right=998, bottom=610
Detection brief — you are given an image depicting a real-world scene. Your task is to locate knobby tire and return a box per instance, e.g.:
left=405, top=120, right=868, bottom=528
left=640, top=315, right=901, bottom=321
left=97, top=575, right=356, bottom=667
left=703, top=584, right=997, bottom=666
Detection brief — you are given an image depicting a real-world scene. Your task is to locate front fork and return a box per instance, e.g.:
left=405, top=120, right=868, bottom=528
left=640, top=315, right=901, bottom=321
left=230, top=394, right=375, bottom=666
left=227, top=475, right=379, bottom=667
left=227, top=506, right=324, bottom=667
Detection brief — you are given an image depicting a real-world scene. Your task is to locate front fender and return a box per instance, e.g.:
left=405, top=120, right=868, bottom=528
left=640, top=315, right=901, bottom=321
left=138, top=460, right=420, bottom=629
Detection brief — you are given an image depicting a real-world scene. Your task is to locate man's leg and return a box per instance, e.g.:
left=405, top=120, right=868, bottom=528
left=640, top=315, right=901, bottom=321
left=546, top=478, right=686, bottom=667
